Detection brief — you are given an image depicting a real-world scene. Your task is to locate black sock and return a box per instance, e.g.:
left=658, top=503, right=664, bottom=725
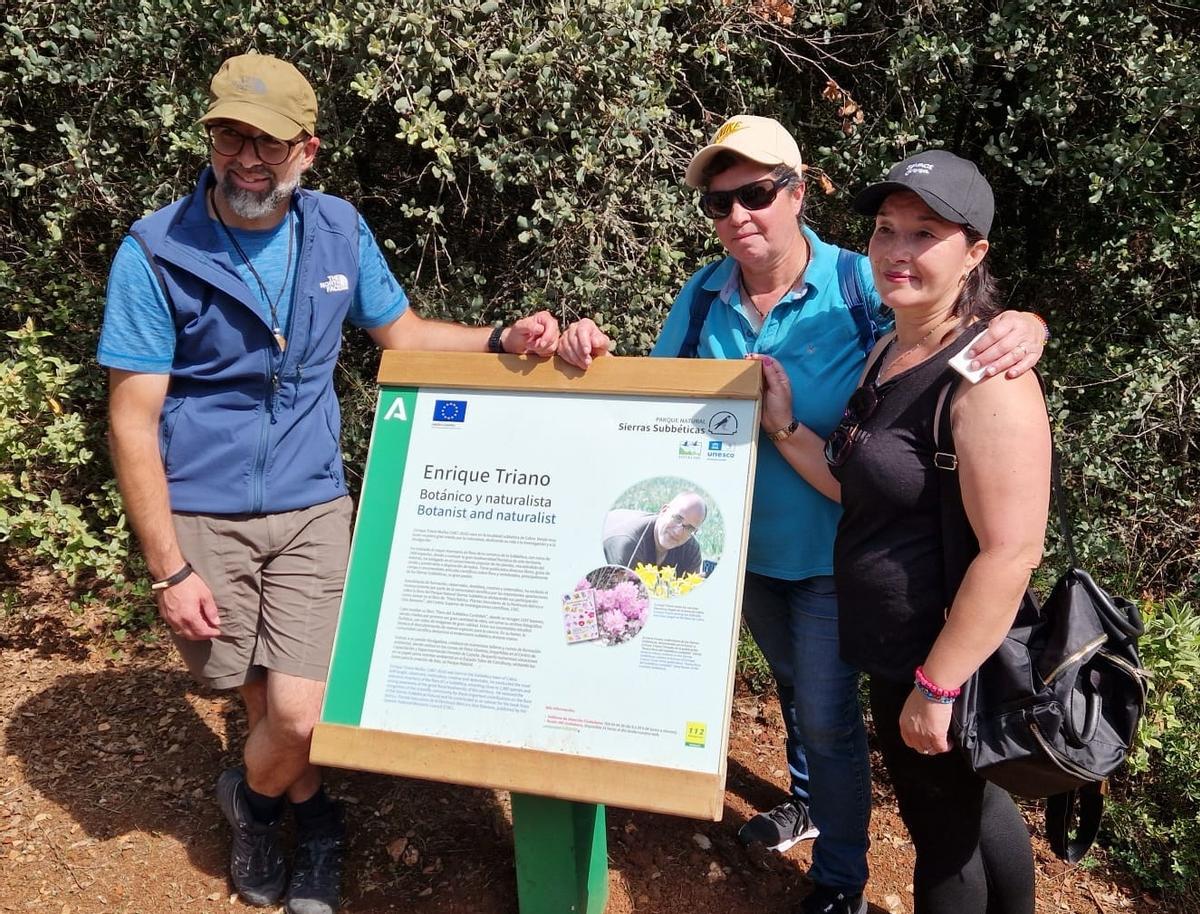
left=291, top=786, right=337, bottom=831
left=242, top=782, right=285, bottom=824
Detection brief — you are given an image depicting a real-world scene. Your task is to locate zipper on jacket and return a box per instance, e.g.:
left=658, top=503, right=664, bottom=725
left=251, top=348, right=275, bottom=514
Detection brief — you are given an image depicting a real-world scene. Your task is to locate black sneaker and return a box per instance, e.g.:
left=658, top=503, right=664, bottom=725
left=800, top=884, right=867, bottom=914
left=215, top=768, right=287, bottom=907
left=737, top=798, right=820, bottom=852
left=285, top=808, right=345, bottom=914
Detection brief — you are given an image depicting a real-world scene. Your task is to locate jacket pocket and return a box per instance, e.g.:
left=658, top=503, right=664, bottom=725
left=160, top=397, right=187, bottom=475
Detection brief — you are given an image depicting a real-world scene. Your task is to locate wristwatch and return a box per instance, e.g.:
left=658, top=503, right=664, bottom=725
left=769, top=419, right=800, bottom=442
left=487, top=325, right=506, bottom=354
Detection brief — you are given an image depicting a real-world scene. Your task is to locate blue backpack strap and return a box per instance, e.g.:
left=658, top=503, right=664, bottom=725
left=677, top=260, right=725, bottom=358
left=837, top=248, right=879, bottom=354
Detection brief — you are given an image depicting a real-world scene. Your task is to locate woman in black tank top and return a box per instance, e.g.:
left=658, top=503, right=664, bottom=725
left=753, top=152, right=1051, bottom=914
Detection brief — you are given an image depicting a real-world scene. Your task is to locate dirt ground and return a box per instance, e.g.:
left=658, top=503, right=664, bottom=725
left=0, top=578, right=1178, bottom=914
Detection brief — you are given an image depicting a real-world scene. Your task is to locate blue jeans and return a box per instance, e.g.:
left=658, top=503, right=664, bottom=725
left=741, top=572, right=871, bottom=893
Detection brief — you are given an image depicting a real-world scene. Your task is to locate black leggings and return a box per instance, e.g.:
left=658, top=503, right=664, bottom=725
left=870, top=678, right=1035, bottom=914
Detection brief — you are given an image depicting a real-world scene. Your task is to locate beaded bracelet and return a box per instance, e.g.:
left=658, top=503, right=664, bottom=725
left=914, top=665, right=961, bottom=704
left=1028, top=312, right=1051, bottom=343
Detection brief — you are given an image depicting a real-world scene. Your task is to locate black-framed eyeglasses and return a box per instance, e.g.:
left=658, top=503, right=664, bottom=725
left=668, top=512, right=700, bottom=535
left=824, top=383, right=881, bottom=468
left=699, top=176, right=791, bottom=219
left=206, top=125, right=303, bottom=166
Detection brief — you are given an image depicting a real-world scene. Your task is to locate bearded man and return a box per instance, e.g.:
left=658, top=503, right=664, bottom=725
left=98, top=54, right=558, bottom=914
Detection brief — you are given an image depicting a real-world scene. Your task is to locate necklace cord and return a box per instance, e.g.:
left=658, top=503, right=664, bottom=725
left=741, top=236, right=811, bottom=317
left=209, top=187, right=294, bottom=345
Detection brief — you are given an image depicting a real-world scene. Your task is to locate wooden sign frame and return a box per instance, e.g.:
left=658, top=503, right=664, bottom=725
left=311, top=353, right=760, bottom=821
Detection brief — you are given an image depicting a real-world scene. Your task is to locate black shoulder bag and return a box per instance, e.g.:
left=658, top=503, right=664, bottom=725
left=932, top=374, right=1148, bottom=863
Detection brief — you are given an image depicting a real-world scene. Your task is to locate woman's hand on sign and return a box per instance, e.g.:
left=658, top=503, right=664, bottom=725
left=557, top=318, right=613, bottom=369
left=747, top=354, right=794, bottom=431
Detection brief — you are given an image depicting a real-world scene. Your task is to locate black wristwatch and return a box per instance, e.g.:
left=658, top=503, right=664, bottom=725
left=487, top=325, right=506, bottom=354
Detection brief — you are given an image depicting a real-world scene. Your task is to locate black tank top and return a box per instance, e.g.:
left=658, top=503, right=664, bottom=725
left=831, top=324, right=987, bottom=683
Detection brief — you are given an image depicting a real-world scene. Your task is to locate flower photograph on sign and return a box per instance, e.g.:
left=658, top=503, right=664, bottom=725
left=563, top=565, right=651, bottom=646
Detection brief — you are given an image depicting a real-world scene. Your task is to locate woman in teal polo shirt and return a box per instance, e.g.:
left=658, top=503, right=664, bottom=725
left=557, top=116, right=1045, bottom=914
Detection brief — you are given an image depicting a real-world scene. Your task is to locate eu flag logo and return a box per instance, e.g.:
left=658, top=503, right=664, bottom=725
left=433, top=400, right=467, bottom=422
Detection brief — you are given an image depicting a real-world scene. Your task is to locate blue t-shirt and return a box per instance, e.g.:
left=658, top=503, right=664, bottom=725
left=652, top=227, right=892, bottom=580
left=98, top=213, right=407, bottom=373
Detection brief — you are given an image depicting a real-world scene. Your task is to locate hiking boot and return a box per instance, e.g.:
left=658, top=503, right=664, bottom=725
left=286, top=808, right=345, bottom=914
left=737, top=798, right=819, bottom=852
left=215, top=768, right=286, bottom=907
left=800, top=884, right=868, bottom=914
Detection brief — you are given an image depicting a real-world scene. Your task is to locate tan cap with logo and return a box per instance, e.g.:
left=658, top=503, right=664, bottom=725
left=198, top=54, right=317, bottom=140
left=685, top=115, right=803, bottom=188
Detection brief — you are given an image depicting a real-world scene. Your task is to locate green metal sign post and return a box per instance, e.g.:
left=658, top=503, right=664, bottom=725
left=512, top=794, right=609, bottom=914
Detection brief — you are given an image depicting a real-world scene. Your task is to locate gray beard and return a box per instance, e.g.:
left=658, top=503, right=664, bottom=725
left=220, top=170, right=300, bottom=221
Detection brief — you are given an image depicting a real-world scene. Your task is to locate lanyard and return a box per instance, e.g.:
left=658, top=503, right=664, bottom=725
left=210, top=187, right=295, bottom=351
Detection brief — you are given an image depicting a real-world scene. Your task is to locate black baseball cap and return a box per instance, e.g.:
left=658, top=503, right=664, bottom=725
left=853, top=150, right=994, bottom=237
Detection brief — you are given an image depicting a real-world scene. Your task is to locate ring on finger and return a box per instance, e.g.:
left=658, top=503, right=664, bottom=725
left=1013, top=344, right=1027, bottom=358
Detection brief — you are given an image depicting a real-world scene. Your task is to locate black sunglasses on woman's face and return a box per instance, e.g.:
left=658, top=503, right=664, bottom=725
left=699, top=176, right=791, bottom=219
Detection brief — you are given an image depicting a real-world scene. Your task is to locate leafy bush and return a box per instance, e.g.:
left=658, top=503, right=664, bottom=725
left=1107, top=599, right=1200, bottom=902
left=0, top=320, right=128, bottom=582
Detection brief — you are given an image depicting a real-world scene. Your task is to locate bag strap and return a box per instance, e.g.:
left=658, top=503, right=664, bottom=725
left=682, top=250, right=877, bottom=359
left=677, top=260, right=725, bottom=358
left=932, top=375, right=976, bottom=591
left=836, top=248, right=880, bottom=354
left=933, top=368, right=1079, bottom=567
left=1046, top=785, right=1105, bottom=864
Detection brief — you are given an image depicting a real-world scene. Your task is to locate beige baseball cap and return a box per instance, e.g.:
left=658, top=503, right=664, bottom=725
left=198, top=54, right=317, bottom=140
left=685, top=115, right=803, bottom=188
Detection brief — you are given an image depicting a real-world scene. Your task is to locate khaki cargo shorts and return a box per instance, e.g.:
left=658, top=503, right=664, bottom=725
left=169, top=496, right=353, bottom=690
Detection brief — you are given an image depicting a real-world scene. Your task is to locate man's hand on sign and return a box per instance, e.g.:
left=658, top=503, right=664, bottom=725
left=556, top=318, right=613, bottom=369
left=505, top=310, right=561, bottom=357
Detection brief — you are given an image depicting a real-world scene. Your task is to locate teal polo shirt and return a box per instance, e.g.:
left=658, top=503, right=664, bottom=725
left=652, top=227, right=891, bottom=580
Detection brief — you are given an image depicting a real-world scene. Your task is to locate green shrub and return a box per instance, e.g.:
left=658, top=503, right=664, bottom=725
left=1107, top=599, right=1200, bottom=902
left=0, top=320, right=129, bottom=582
left=736, top=626, right=774, bottom=693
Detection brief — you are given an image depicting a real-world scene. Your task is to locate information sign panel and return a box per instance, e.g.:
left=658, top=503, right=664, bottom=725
left=311, top=354, right=760, bottom=819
